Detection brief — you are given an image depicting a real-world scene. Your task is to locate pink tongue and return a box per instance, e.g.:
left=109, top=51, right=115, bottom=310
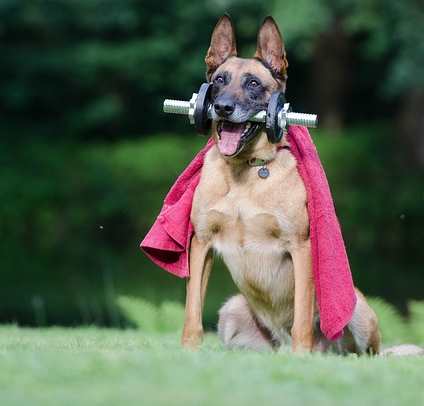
left=218, top=123, right=245, bottom=156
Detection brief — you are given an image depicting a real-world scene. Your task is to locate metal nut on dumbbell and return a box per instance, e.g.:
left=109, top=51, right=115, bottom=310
left=163, top=83, right=318, bottom=143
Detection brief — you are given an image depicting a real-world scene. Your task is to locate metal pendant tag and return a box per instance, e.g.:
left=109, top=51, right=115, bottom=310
left=258, top=166, right=270, bottom=179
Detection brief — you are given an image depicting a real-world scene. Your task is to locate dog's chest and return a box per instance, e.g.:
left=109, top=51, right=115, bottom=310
left=191, top=148, right=307, bottom=316
left=196, top=185, right=295, bottom=300
left=192, top=148, right=306, bottom=252
left=195, top=186, right=292, bottom=253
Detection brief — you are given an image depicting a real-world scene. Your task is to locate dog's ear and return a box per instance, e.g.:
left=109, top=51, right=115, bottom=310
left=205, top=15, right=237, bottom=80
left=255, top=17, right=288, bottom=80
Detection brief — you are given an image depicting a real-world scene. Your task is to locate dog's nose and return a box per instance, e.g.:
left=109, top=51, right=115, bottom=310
left=214, top=101, right=235, bottom=117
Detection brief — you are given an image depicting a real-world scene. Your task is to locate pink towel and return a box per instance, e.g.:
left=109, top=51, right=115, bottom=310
left=141, top=126, right=356, bottom=340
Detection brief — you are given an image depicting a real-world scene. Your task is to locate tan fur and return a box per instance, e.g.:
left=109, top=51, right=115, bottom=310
left=218, top=294, right=275, bottom=351
left=211, top=57, right=281, bottom=100
left=181, top=16, right=381, bottom=354
left=254, top=16, right=288, bottom=82
left=205, top=15, right=237, bottom=80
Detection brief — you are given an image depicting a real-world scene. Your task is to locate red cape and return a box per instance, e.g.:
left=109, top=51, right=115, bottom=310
left=141, top=126, right=356, bottom=340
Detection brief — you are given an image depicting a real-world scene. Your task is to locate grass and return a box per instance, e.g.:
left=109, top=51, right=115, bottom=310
left=1, top=296, right=424, bottom=406
left=0, top=326, right=423, bottom=406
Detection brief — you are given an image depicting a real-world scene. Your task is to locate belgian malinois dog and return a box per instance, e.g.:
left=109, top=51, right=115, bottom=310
left=181, top=15, right=381, bottom=354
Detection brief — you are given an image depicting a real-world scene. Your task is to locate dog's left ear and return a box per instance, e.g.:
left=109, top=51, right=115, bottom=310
left=205, top=15, right=237, bottom=80
left=255, top=17, right=288, bottom=80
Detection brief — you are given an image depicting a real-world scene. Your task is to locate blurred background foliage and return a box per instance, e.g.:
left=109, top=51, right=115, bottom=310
left=0, top=0, right=423, bottom=330
left=116, top=296, right=424, bottom=345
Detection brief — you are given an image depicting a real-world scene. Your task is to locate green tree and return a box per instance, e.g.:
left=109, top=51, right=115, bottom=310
left=0, top=0, right=269, bottom=139
left=273, top=0, right=424, bottom=165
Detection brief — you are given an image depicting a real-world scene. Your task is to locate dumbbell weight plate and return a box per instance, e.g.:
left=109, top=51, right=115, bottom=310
left=266, top=91, right=286, bottom=143
left=194, top=82, right=212, bottom=135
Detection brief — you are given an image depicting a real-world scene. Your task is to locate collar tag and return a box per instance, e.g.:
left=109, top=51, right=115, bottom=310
left=247, top=158, right=271, bottom=179
left=258, top=167, right=270, bottom=179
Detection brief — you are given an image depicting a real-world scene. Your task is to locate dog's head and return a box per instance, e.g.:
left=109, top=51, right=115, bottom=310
left=206, top=15, right=288, bottom=157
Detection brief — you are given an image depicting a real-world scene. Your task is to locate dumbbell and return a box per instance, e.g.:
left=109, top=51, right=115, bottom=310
left=163, top=83, right=318, bottom=143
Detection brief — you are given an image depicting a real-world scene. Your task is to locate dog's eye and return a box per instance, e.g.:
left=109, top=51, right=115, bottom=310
left=249, top=79, right=260, bottom=88
left=214, top=75, right=225, bottom=85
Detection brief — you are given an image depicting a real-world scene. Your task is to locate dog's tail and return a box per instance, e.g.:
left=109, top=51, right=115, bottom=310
left=379, top=344, right=424, bottom=357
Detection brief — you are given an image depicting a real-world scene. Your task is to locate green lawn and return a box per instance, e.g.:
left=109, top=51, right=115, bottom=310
left=0, top=326, right=423, bottom=406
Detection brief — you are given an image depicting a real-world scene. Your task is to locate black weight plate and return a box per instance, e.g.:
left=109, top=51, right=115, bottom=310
left=194, top=82, right=212, bottom=135
left=266, top=91, right=286, bottom=143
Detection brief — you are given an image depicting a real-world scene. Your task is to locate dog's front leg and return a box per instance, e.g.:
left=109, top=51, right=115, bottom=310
left=181, top=234, right=213, bottom=349
left=290, top=239, right=315, bottom=352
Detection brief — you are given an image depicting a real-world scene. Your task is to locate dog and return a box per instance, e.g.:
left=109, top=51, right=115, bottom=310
left=181, top=15, right=381, bottom=354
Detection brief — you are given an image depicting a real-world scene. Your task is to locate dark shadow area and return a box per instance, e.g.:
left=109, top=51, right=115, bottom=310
left=1, top=128, right=423, bottom=328
left=0, top=1, right=423, bottom=328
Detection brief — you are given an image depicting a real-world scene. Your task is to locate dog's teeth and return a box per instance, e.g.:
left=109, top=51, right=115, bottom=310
left=241, top=122, right=251, bottom=135
left=217, top=121, right=222, bottom=137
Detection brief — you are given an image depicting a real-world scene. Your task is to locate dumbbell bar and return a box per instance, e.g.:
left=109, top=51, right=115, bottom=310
left=163, top=93, right=318, bottom=130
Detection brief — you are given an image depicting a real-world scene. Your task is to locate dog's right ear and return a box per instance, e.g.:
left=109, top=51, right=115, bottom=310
left=255, top=17, right=288, bottom=81
left=205, top=15, right=237, bottom=80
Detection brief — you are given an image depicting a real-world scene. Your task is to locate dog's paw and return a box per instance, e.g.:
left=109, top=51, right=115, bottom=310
left=181, top=328, right=203, bottom=350
left=380, top=344, right=424, bottom=357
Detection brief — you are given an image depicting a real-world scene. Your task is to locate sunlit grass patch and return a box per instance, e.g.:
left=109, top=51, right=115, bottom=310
left=117, top=296, right=184, bottom=333
left=0, top=326, right=423, bottom=406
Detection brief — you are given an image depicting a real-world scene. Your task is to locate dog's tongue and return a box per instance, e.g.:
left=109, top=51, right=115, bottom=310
left=218, top=122, right=245, bottom=156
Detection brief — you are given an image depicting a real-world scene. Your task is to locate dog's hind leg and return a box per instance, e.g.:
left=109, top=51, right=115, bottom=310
left=218, top=295, right=274, bottom=351
left=312, top=290, right=381, bottom=355
left=345, top=289, right=381, bottom=355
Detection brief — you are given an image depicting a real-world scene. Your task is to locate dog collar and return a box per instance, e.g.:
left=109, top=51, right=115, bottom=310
left=246, top=145, right=289, bottom=179
left=247, top=157, right=272, bottom=179
left=247, top=157, right=270, bottom=167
